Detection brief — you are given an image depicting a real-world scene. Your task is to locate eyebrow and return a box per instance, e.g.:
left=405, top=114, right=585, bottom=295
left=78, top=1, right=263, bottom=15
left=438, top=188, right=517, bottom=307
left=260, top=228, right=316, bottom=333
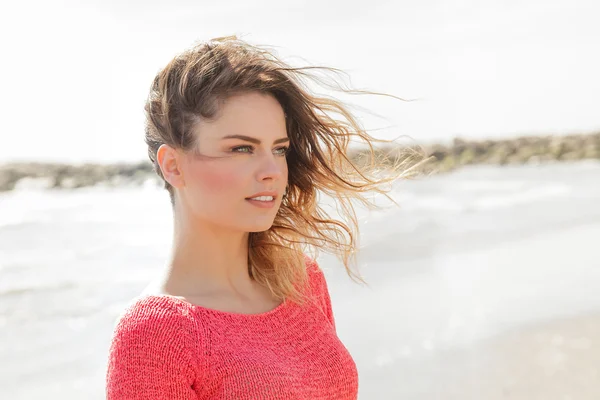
left=221, top=134, right=290, bottom=145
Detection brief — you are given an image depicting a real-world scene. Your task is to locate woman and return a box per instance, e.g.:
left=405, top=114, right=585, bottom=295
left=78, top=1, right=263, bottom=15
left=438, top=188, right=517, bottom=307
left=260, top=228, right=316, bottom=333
left=105, top=35, right=420, bottom=399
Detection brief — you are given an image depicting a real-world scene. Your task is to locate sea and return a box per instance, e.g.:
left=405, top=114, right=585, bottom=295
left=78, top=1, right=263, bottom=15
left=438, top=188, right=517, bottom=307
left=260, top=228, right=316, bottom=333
left=1, top=160, right=599, bottom=399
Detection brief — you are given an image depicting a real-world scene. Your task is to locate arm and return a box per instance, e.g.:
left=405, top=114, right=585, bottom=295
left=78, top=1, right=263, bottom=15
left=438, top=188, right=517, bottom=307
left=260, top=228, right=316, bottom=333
left=105, top=300, right=200, bottom=399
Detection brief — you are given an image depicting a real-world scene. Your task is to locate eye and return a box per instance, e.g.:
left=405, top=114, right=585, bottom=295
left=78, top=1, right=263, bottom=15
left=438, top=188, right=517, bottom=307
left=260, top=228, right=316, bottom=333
left=231, top=145, right=253, bottom=153
left=274, top=146, right=290, bottom=156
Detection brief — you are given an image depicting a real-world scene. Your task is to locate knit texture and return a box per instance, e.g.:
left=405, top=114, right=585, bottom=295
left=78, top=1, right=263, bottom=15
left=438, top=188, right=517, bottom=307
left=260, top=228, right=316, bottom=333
left=105, top=257, right=358, bottom=399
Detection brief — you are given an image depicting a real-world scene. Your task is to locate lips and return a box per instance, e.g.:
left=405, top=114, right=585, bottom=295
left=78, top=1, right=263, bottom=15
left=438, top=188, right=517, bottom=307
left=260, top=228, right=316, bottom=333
left=245, top=191, right=278, bottom=200
left=245, top=197, right=277, bottom=209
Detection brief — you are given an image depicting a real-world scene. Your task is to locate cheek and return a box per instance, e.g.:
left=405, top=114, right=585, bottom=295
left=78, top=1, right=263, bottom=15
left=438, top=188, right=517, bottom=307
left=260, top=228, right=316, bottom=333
left=182, top=157, right=289, bottom=212
left=188, top=162, right=244, bottom=196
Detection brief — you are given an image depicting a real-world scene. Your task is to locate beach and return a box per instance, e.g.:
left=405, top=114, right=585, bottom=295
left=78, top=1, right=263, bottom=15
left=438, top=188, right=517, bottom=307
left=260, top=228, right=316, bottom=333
left=358, top=311, right=600, bottom=399
left=1, top=160, right=599, bottom=399
left=346, top=220, right=600, bottom=399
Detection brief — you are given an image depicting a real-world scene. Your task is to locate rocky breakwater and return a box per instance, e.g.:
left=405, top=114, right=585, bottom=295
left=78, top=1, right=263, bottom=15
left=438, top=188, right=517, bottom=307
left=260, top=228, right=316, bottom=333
left=0, top=161, right=157, bottom=192
left=1, top=132, right=599, bottom=192
left=349, top=131, right=600, bottom=175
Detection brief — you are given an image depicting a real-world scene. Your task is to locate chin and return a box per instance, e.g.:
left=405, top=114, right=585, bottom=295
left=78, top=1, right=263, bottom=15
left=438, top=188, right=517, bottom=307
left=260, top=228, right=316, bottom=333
left=247, top=223, right=275, bottom=233
left=234, top=209, right=280, bottom=233
left=241, top=218, right=276, bottom=233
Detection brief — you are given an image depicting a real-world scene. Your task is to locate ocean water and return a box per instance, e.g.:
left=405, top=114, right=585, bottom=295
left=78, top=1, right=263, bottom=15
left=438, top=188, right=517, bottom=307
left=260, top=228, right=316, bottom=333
left=1, top=161, right=600, bottom=399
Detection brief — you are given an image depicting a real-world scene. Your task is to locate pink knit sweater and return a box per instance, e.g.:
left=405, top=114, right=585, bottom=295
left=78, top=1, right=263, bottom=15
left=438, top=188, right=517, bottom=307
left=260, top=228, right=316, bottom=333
left=105, top=258, right=358, bottom=399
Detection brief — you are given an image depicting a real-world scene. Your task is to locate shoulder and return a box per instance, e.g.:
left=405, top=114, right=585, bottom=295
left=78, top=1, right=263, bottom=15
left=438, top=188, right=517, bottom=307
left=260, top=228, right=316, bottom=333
left=301, top=255, right=336, bottom=330
left=303, top=254, right=322, bottom=277
left=301, top=255, right=330, bottom=297
left=109, top=295, right=204, bottom=364
left=106, top=296, right=205, bottom=398
left=303, top=254, right=325, bottom=279
left=112, top=295, right=198, bottom=334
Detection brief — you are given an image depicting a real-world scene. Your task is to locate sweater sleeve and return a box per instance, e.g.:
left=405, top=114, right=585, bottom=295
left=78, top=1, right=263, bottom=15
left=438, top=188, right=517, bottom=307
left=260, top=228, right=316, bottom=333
left=105, top=298, right=200, bottom=400
left=305, top=257, right=337, bottom=333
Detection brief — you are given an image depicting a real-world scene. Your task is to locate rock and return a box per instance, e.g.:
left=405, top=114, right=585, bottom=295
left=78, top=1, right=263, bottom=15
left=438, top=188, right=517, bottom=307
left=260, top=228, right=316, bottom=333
left=1, top=131, right=599, bottom=192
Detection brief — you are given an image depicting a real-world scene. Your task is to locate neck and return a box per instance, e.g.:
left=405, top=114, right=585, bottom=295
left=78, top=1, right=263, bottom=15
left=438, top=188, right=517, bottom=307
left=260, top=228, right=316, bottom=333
left=157, top=209, right=253, bottom=298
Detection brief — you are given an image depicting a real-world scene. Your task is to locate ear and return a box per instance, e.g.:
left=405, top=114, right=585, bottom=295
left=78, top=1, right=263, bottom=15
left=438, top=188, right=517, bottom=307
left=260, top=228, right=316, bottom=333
left=156, top=144, right=185, bottom=189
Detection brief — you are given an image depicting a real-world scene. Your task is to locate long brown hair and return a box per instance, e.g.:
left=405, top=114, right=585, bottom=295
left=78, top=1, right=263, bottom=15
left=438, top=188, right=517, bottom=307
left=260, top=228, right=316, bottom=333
left=144, top=35, right=426, bottom=305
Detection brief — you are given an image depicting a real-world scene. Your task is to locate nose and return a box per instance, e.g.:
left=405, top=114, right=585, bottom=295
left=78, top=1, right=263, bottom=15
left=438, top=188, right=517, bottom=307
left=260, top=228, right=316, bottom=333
left=255, top=152, right=284, bottom=182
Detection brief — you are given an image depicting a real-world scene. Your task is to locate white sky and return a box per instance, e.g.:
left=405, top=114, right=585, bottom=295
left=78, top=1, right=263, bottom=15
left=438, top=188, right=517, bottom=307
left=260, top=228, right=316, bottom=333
left=1, top=0, right=598, bottom=163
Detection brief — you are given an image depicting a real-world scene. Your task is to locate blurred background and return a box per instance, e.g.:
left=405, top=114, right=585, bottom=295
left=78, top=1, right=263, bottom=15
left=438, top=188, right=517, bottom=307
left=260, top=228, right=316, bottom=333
left=1, top=0, right=599, bottom=399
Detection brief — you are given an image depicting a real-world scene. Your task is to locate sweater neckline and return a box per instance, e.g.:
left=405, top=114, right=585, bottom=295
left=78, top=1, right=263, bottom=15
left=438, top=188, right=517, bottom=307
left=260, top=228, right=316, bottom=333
left=144, top=294, right=289, bottom=319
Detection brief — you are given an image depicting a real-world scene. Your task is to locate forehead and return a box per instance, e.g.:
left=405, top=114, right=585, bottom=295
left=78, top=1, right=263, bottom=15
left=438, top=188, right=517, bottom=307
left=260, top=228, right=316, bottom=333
left=193, top=92, right=287, bottom=141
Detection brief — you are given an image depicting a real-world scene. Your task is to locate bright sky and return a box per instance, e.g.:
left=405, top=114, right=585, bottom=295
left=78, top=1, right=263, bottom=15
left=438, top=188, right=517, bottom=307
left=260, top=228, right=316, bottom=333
left=1, top=0, right=598, bottom=163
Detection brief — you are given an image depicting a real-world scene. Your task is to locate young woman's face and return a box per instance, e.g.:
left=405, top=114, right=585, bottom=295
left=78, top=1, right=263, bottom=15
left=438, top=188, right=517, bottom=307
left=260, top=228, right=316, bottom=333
left=177, top=91, right=289, bottom=233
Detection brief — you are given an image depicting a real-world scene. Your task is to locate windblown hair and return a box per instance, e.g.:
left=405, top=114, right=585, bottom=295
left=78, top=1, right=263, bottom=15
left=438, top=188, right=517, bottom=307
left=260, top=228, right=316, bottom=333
left=144, top=35, right=426, bottom=306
